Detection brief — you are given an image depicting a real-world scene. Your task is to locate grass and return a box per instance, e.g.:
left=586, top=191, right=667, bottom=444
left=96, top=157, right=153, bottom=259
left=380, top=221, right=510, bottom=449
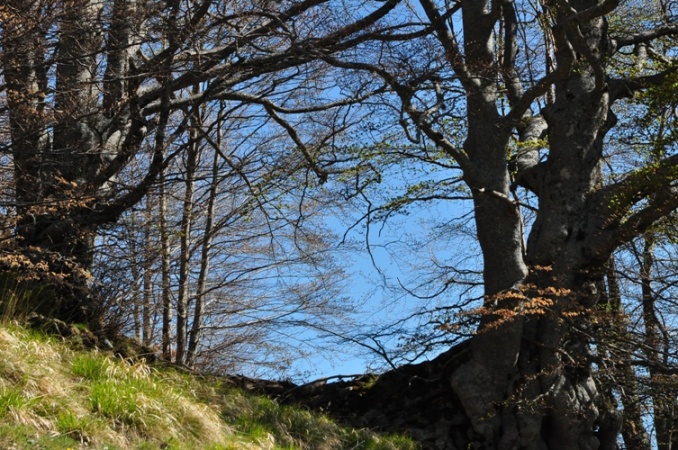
left=0, top=323, right=418, bottom=449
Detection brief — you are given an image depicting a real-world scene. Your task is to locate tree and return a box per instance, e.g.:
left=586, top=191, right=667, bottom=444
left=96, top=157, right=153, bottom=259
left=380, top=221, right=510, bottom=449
left=315, top=0, right=678, bottom=447
left=92, top=95, right=355, bottom=373
left=0, top=0, right=400, bottom=324
left=605, top=71, right=678, bottom=449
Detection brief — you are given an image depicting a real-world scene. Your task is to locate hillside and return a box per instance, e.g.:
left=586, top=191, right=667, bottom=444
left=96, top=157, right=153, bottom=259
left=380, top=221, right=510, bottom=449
left=0, top=323, right=417, bottom=450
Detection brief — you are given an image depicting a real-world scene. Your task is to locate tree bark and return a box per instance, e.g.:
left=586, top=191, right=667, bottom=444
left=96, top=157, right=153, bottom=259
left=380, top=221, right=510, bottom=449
left=175, top=130, right=198, bottom=365
left=159, top=171, right=173, bottom=361
left=1, top=0, right=104, bottom=323
left=439, top=0, right=625, bottom=447
left=142, top=196, right=155, bottom=346
left=186, top=111, right=222, bottom=367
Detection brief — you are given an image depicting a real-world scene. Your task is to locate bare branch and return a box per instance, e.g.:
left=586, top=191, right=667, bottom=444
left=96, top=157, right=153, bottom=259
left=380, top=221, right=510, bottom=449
left=418, top=0, right=472, bottom=88
left=609, top=65, right=678, bottom=101
left=612, top=24, right=678, bottom=52
left=591, top=153, right=678, bottom=258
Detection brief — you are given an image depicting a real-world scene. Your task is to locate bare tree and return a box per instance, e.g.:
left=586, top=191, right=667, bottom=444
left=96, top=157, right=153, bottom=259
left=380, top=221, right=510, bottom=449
left=92, top=92, right=355, bottom=372
left=0, top=0, right=400, bottom=324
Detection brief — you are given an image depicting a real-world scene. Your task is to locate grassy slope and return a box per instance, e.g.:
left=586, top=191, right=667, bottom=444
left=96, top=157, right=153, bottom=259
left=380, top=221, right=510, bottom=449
left=0, top=325, right=417, bottom=450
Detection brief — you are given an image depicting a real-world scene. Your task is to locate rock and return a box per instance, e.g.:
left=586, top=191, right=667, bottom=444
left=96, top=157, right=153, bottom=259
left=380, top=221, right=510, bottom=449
left=232, top=340, right=474, bottom=449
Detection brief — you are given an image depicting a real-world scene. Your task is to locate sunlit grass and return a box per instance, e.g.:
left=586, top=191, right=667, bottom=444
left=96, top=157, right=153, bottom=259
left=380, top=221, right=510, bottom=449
left=0, top=323, right=418, bottom=449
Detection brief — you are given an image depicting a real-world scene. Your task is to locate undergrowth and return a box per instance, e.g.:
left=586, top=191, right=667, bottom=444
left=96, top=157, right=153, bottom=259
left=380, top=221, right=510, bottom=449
left=0, top=323, right=417, bottom=449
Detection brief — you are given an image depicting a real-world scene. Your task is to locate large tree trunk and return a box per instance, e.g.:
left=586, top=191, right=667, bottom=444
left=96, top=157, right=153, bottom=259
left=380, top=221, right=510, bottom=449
left=0, top=0, right=137, bottom=325
left=440, top=0, right=622, bottom=447
left=3, top=0, right=102, bottom=325
left=3, top=1, right=50, bottom=208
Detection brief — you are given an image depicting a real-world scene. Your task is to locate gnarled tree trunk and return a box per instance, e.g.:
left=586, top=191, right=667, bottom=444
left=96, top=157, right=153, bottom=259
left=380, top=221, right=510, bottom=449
left=315, top=0, right=678, bottom=446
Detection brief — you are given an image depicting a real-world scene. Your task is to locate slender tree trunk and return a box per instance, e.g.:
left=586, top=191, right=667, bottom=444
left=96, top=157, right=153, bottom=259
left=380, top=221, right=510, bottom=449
left=175, top=135, right=198, bottom=365
left=129, top=225, right=142, bottom=340
left=142, top=196, right=154, bottom=346
left=603, top=259, right=651, bottom=450
left=154, top=17, right=176, bottom=360
left=640, top=233, right=678, bottom=450
left=186, top=116, right=223, bottom=366
left=159, top=170, right=173, bottom=361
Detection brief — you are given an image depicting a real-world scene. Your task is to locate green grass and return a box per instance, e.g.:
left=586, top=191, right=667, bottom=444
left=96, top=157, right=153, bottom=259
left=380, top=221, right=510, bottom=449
left=0, top=324, right=418, bottom=449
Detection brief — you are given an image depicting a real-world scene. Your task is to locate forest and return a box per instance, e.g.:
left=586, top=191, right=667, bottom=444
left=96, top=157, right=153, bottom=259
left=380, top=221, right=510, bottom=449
left=1, top=0, right=678, bottom=448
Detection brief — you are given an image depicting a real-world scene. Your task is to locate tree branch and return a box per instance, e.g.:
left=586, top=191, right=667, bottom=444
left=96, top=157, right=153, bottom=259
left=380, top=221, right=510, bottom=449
left=612, top=24, right=678, bottom=52
left=609, top=65, right=678, bottom=101
left=591, top=153, right=678, bottom=259
left=418, top=0, right=472, bottom=89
